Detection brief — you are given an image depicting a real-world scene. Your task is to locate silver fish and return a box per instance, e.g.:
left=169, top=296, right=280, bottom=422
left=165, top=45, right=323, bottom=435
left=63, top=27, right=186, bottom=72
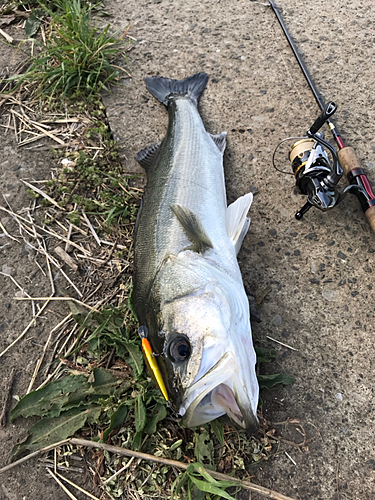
left=133, top=73, right=259, bottom=432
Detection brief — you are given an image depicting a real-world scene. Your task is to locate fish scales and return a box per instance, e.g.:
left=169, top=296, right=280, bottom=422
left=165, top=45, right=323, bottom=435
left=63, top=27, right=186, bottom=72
left=134, top=73, right=259, bottom=433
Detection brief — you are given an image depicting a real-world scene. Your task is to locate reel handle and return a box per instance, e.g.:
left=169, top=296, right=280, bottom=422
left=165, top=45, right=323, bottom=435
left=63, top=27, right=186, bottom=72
left=308, top=102, right=337, bottom=136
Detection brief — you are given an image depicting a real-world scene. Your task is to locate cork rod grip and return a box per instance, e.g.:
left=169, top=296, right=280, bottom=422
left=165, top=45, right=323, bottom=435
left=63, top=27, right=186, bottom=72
left=338, top=146, right=375, bottom=233
left=338, top=146, right=361, bottom=176
left=365, top=206, right=375, bottom=233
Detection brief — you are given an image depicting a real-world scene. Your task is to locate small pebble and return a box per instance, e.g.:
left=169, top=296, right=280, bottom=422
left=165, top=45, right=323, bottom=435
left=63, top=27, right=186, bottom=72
left=272, top=314, right=282, bottom=326
left=322, top=289, right=339, bottom=301
left=305, top=232, right=318, bottom=240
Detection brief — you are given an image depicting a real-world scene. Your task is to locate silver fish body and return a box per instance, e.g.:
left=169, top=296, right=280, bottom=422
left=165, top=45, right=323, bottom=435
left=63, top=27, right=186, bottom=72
left=133, top=73, right=259, bottom=432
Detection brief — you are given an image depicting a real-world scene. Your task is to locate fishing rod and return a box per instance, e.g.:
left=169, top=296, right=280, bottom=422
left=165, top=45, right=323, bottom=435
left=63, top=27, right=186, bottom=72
left=269, top=0, right=375, bottom=232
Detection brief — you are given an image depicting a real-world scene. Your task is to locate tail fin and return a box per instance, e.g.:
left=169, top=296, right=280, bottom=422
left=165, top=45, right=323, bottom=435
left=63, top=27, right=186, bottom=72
left=145, top=73, right=209, bottom=106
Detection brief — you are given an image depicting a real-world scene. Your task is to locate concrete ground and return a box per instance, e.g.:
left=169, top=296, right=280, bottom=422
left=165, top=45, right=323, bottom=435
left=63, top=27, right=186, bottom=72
left=1, top=0, right=375, bottom=499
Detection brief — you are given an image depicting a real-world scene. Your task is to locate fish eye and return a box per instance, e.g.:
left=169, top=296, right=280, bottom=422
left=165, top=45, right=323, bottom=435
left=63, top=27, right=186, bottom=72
left=168, top=337, right=191, bottom=362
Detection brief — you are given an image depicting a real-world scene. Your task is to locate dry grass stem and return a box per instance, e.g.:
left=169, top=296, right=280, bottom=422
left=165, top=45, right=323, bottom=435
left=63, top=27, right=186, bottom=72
left=14, top=296, right=94, bottom=309
left=82, top=211, right=101, bottom=247
left=0, top=271, right=32, bottom=299
left=21, top=179, right=66, bottom=210
left=100, top=240, right=128, bottom=250
left=42, top=241, right=56, bottom=296
left=55, top=472, right=101, bottom=500
left=0, top=220, right=21, bottom=242
left=57, top=324, right=78, bottom=356
left=0, top=368, right=16, bottom=426
left=27, top=210, right=38, bottom=239
left=26, top=330, right=53, bottom=395
left=266, top=336, right=298, bottom=351
left=103, top=456, right=135, bottom=484
left=46, top=468, right=79, bottom=500
left=0, top=440, right=71, bottom=474
left=65, top=223, right=73, bottom=252
left=0, top=206, right=91, bottom=255
left=11, top=108, right=66, bottom=145
left=0, top=299, right=52, bottom=358
left=50, top=313, right=73, bottom=334
left=27, top=240, right=82, bottom=297
left=284, top=451, right=296, bottom=466
left=0, top=27, right=13, bottom=43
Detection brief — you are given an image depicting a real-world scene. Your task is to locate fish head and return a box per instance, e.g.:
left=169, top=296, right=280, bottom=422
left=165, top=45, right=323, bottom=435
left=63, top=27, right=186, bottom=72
left=158, top=281, right=259, bottom=434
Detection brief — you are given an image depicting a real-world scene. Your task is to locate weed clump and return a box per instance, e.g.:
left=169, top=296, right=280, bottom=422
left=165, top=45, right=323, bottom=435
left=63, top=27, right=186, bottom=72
left=10, top=0, right=128, bottom=102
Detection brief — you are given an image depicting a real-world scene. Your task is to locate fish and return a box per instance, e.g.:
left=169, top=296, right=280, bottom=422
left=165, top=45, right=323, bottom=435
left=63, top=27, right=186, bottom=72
left=133, top=73, right=259, bottom=433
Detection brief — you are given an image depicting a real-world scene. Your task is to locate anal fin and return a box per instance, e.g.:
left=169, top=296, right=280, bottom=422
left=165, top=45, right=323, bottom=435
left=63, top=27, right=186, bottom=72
left=136, top=142, right=161, bottom=170
left=171, top=204, right=213, bottom=253
left=209, top=132, right=227, bottom=154
left=226, top=193, right=253, bottom=254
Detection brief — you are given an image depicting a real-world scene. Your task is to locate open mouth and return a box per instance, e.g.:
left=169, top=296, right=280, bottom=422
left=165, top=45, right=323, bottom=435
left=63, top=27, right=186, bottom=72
left=179, top=352, right=258, bottom=432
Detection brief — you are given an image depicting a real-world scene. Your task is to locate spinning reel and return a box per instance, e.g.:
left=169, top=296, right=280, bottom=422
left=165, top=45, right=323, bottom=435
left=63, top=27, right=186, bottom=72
left=274, top=102, right=368, bottom=220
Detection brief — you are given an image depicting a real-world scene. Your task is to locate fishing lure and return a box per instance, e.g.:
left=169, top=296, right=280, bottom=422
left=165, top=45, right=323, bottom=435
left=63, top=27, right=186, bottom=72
left=138, top=326, right=169, bottom=401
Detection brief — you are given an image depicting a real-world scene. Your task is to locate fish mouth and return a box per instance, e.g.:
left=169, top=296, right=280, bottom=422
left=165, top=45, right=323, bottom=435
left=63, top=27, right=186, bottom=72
left=179, top=352, right=259, bottom=433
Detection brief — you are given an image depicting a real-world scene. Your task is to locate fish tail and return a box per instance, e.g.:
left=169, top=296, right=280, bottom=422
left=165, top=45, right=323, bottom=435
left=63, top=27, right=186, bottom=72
left=145, top=73, right=209, bottom=106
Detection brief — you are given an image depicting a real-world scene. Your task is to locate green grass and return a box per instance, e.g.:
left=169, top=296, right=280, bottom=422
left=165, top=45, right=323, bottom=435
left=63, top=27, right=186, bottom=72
left=10, top=0, right=128, bottom=102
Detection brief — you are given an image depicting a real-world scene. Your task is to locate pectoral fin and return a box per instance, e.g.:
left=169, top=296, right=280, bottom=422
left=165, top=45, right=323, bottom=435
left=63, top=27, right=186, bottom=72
left=226, top=193, right=253, bottom=254
left=171, top=204, right=213, bottom=253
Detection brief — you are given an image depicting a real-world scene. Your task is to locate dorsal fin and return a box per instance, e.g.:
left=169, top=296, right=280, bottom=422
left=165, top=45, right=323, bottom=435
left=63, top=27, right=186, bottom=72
left=136, top=142, right=161, bottom=170
left=226, top=193, right=253, bottom=254
left=209, top=132, right=227, bottom=154
left=170, top=204, right=213, bottom=253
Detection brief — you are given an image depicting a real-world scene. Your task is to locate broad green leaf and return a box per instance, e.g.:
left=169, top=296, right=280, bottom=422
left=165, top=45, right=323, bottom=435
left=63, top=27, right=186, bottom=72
left=258, top=373, right=295, bottom=388
left=194, top=430, right=214, bottom=468
left=25, top=10, right=45, bottom=38
left=171, top=471, right=189, bottom=498
left=135, top=394, right=146, bottom=433
left=92, top=368, right=121, bottom=390
left=122, top=339, right=143, bottom=377
left=144, top=402, right=167, bottom=434
left=255, top=346, right=276, bottom=363
left=10, top=375, right=87, bottom=421
left=67, top=301, right=99, bottom=330
left=188, top=475, right=237, bottom=500
left=187, top=463, right=238, bottom=489
left=63, top=369, right=125, bottom=410
left=169, top=439, right=183, bottom=452
left=131, top=430, right=143, bottom=451
left=102, top=403, right=128, bottom=442
left=10, top=406, right=101, bottom=460
left=61, top=384, right=96, bottom=411
left=187, top=463, right=215, bottom=484
left=210, top=419, right=225, bottom=446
